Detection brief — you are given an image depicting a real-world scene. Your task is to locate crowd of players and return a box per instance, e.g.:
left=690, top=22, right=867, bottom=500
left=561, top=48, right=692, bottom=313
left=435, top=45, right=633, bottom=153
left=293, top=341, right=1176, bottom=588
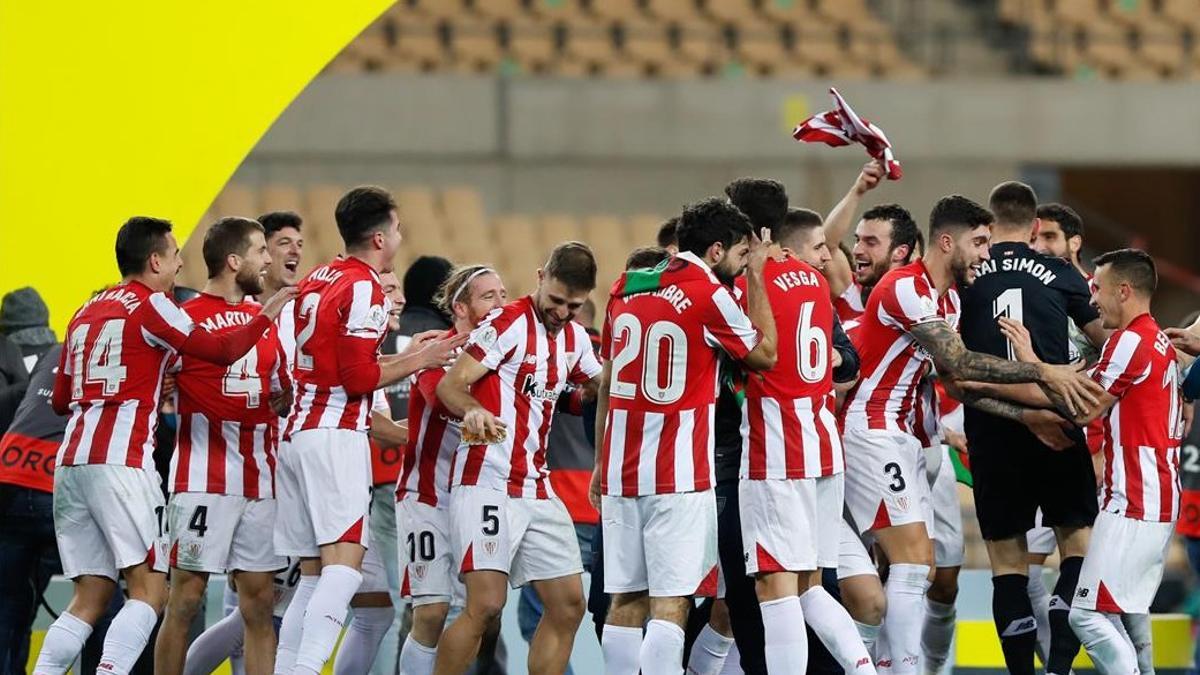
left=18, top=160, right=1200, bottom=675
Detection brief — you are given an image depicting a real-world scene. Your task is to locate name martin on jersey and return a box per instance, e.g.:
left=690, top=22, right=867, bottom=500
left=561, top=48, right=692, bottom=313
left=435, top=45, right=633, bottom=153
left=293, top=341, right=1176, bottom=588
left=198, top=310, right=256, bottom=333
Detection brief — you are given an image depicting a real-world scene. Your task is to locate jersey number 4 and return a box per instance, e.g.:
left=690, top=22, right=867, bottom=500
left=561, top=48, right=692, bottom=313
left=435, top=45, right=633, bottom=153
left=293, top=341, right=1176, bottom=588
left=222, top=349, right=262, bottom=408
left=69, top=319, right=129, bottom=398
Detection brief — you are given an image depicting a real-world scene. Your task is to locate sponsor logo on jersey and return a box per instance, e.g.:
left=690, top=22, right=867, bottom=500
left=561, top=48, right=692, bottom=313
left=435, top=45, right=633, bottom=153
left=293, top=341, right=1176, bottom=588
left=522, top=374, right=560, bottom=402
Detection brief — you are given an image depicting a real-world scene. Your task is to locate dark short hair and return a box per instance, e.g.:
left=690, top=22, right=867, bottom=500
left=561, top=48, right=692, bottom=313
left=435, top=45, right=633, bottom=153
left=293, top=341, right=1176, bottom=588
left=202, top=217, right=264, bottom=279
left=861, top=204, right=919, bottom=262
left=656, top=217, right=679, bottom=249
left=335, top=186, right=397, bottom=248
left=115, top=217, right=174, bottom=277
left=1037, top=203, right=1083, bottom=241
left=677, top=197, right=754, bottom=259
left=929, top=195, right=994, bottom=237
left=775, top=207, right=823, bottom=247
left=1093, top=248, right=1157, bottom=296
left=258, top=211, right=303, bottom=238
left=625, top=246, right=670, bottom=270
left=989, top=181, right=1038, bottom=228
left=544, top=241, right=598, bottom=292
left=725, top=178, right=788, bottom=232
left=405, top=256, right=454, bottom=310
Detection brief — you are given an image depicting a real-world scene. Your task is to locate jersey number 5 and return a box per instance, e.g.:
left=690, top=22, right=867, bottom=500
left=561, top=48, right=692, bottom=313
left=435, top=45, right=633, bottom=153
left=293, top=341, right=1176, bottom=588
left=609, top=314, right=688, bottom=405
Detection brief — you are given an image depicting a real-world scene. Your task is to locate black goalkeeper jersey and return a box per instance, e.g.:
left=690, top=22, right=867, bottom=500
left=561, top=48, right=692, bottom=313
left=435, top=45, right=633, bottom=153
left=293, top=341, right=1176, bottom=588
left=958, top=241, right=1099, bottom=440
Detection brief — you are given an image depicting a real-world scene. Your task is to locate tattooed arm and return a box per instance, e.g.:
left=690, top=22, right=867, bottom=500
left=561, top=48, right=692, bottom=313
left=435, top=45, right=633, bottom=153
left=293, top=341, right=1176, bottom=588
left=943, top=380, right=1077, bottom=450
left=909, top=319, right=1103, bottom=415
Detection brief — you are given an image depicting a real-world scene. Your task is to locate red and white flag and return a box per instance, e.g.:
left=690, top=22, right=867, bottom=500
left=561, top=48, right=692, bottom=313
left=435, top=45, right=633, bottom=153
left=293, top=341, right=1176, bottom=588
left=792, top=87, right=902, bottom=180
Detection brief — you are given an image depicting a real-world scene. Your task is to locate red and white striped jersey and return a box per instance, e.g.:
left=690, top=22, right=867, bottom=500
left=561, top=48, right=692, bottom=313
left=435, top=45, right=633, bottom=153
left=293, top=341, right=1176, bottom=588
left=170, top=294, right=289, bottom=498
left=739, top=256, right=842, bottom=479
left=285, top=257, right=390, bottom=438
left=398, top=333, right=460, bottom=508
left=599, top=252, right=760, bottom=496
left=1090, top=313, right=1183, bottom=522
left=57, top=282, right=203, bottom=470
left=841, top=259, right=948, bottom=435
left=452, top=298, right=601, bottom=499
left=834, top=280, right=865, bottom=322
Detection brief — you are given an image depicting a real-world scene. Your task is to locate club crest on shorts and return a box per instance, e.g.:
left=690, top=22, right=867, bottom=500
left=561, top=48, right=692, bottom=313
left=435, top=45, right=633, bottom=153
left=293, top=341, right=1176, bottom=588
left=182, top=541, right=202, bottom=564
left=413, top=563, right=427, bottom=580
left=897, top=496, right=909, bottom=512
left=484, top=539, right=498, bottom=556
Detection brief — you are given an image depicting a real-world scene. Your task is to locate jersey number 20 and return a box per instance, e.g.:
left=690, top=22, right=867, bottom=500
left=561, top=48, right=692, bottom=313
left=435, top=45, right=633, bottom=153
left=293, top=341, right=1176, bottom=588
left=609, top=315, right=688, bottom=405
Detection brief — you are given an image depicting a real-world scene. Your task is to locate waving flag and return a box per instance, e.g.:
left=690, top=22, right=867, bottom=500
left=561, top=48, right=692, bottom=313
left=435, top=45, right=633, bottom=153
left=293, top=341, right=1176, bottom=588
left=792, top=87, right=903, bottom=180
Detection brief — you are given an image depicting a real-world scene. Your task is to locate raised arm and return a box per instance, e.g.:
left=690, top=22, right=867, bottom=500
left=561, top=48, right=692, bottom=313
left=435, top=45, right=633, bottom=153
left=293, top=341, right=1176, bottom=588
left=823, top=161, right=884, bottom=298
left=741, top=229, right=778, bottom=372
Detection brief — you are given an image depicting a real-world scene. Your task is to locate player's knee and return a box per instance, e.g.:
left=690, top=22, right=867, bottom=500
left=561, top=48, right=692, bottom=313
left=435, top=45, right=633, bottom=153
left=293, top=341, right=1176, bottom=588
left=545, top=589, right=585, bottom=626
left=166, top=586, right=204, bottom=622
left=845, top=588, right=886, bottom=625
left=467, top=593, right=506, bottom=625
left=927, top=570, right=960, bottom=604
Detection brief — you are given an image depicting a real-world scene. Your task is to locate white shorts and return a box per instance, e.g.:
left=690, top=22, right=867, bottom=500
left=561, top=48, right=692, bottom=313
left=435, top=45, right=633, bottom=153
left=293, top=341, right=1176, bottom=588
left=843, top=428, right=929, bottom=535
left=927, top=447, right=964, bottom=568
left=274, top=430, right=372, bottom=557
left=602, top=489, right=718, bottom=597
left=740, top=475, right=843, bottom=575
left=53, top=465, right=166, bottom=581
left=1074, top=510, right=1173, bottom=614
left=166, top=493, right=285, bottom=574
left=449, top=485, right=582, bottom=589
left=1026, top=509, right=1057, bottom=556
left=397, top=499, right=459, bottom=606
left=837, top=519, right=878, bottom=581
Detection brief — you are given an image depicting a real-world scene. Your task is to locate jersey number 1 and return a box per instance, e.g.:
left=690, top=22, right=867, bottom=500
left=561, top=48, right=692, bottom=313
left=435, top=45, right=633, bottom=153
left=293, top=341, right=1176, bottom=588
left=992, top=288, right=1024, bottom=361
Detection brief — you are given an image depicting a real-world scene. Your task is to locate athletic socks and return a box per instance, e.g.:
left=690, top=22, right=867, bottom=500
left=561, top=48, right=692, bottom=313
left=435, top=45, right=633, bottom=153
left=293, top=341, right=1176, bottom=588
left=760, top=597, right=808, bottom=674
left=1069, top=607, right=1138, bottom=674
left=1047, top=556, right=1084, bottom=675
left=854, top=620, right=882, bottom=660
left=800, top=587, right=876, bottom=674
left=33, top=611, right=92, bottom=675
left=97, top=599, right=159, bottom=675
left=184, top=609, right=246, bottom=675
left=398, top=634, right=438, bottom=675
left=1026, top=564, right=1052, bottom=667
left=884, top=563, right=931, bottom=675
left=686, top=623, right=734, bottom=675
left=992, top=574, right=1037, bottom=675
left=921, top=598, right=956, bottom=675
left=332, top=606, right=395, bottom=675
left=1122, top=613, right=1154, bottom=675
left=602, top=624, right=643, bottom=675
left=640, top=620, right=686, bottom=675
left=275, top=574, right=318, bottom=675
left=719, top=641, right=743, bottom=675
left=293, top=565, right=363, bottom=675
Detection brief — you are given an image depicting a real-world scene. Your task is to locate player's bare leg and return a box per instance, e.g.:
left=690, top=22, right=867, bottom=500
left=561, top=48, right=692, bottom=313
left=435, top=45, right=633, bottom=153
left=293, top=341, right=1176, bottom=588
left=602, top=591, right=648, bottom=675
left=333, top=592, right=394, bottom=675
left=233, top=570, right=278, bottom=675
left=872, top=523, right=934, bottom=674
left=33, top=575, right=118, bottom=675
left=434, top=570, right=507, bottom=675
left=795, top=570, right=878, bottom=674
left=291, top=543, right=367, bottom=675
left=155, top=568, right=210, bottom=675
left=276, top=558, right=321, bottom=675
left=400, top=601, right=450, bottom=675
left=527, top=574, right=585, bottom=674
left=687, top=600, right=735, bottom=675
left=840, top=573, right=886, bottom=658
left=1043, top=526, right=1090, bottom=675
